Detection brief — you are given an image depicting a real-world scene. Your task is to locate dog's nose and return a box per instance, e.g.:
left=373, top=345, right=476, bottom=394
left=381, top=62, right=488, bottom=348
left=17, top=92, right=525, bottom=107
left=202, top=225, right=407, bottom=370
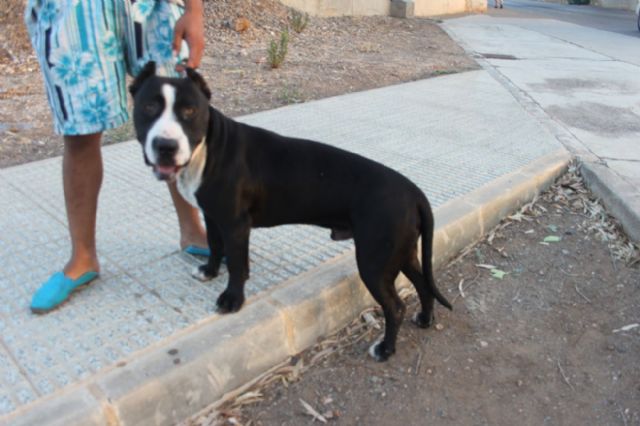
left=153, top=137, right=179, bottom=156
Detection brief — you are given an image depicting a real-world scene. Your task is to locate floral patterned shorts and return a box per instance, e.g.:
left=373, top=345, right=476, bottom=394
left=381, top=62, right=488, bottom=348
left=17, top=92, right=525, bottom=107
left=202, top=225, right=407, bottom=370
left=25, top=0, right=188, bottom=136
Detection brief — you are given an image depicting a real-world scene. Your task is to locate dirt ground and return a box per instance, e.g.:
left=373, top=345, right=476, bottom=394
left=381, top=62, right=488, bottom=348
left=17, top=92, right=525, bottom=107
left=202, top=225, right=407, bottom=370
left=185, top=168, right=640, bottom=426
left=0, top=0, right=476, bottom=168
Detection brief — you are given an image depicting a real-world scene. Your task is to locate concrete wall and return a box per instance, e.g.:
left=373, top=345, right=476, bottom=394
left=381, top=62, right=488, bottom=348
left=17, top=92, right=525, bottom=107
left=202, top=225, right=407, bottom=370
left=279, top=0, right=390, bottom=16
left=279, top=0, right=487, bottom=16
left=415, top=0, right=487, bottom=15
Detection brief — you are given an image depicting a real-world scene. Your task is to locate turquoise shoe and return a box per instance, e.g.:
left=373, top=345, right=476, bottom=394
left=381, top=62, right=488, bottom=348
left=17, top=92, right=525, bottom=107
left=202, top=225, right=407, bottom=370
left=183, top=245, right=227, bottom=264
left=30, top=271, right=99, bottom=313
left=183, top=245, right=211, bottom=257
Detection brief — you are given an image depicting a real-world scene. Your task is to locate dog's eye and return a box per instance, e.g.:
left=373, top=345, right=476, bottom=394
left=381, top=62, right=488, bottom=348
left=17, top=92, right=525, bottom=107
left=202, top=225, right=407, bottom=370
left=181, top=107, right=196, bottom=120
left=143, top=102, right=160, bottom=115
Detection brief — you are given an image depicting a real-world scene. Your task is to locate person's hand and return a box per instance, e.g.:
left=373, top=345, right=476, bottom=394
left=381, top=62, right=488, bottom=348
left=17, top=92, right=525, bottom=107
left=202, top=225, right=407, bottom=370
left=173, top=0, right=205, bottom=71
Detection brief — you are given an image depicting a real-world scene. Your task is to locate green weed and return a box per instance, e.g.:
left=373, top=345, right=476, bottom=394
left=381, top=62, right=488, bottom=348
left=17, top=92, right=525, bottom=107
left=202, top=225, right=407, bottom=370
left=267, top=29, right=289, bottom=69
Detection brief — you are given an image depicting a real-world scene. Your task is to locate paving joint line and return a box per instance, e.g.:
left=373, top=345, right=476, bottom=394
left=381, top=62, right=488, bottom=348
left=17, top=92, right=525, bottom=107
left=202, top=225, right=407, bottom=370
left=601, top=157, right=640, bottom=163
left=522, top=26, right=640, bottom=67
left=479, top=55, right=618, bottom=62
left=0, top=339, right=42, bottom=405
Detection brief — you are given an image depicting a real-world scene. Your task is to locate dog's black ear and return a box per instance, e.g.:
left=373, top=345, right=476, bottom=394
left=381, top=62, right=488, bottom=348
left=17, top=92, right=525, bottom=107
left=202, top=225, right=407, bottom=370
left=129, top=61, right=156, bottom=96
left=185, top=67, right=212, bottom=100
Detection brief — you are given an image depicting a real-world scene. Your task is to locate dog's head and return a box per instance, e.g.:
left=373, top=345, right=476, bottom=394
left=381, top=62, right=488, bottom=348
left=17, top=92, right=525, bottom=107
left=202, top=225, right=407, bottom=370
left=129, top=62, right=211, bottom=181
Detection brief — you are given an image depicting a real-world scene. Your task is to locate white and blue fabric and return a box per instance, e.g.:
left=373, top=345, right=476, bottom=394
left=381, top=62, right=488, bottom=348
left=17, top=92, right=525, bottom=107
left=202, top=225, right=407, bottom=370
left=25, top=0, right=188, bottom=135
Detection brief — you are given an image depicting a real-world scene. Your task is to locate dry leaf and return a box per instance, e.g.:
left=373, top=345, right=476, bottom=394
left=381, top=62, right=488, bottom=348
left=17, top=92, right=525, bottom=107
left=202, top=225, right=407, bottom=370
left=543, top=235, right=561, bottom=243
left=362, top=311, right=381, bottom=329
left=476, top=264, right=496, bottom=270
left=490, top=269, right=507, bottom=279
left=300, top=399, right=328, bottom=423
left=235, top=17, right=251, bottom=32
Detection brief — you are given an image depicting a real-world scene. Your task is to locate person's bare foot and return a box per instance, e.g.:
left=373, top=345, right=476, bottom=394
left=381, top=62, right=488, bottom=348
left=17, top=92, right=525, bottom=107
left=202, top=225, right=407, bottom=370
left=167, top=181, right=209, bottom=251
left=180, top=229, right=208, bottom=251
left=63, top=253, right=100, bottom=279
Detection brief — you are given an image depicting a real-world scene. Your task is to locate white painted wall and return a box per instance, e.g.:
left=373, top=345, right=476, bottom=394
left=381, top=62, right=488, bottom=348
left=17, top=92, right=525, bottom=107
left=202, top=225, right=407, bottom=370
left=279, top=0, right=390, bottom=16
left=415, top=0, right=487, bottom=15
left=278, top=0, right=487, bottom=16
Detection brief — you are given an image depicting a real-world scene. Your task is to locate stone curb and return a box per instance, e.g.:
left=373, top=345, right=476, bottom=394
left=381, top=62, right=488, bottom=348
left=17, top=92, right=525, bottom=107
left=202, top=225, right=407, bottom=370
left=0, top=149, right=570, bottom=426
left=579, top=162, right=640, bottom=243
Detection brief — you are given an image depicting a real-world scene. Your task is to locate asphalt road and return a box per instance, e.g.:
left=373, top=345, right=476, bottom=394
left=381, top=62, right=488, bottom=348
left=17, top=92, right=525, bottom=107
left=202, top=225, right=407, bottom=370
left=499, top=0, right=639, bottom=37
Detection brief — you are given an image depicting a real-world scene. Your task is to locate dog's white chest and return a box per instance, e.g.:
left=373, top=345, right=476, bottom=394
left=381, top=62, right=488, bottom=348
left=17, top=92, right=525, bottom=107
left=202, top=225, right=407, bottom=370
left=177, top=141, right=207, bottom=208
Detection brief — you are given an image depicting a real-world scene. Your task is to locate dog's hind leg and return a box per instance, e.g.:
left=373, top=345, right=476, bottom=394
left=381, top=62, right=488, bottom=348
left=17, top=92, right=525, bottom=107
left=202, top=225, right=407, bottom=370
left=355, top=238, right=405, bottom=362
left=364, top=275, right=405, bottom=362
left=402, top=251, right=435, bottom=329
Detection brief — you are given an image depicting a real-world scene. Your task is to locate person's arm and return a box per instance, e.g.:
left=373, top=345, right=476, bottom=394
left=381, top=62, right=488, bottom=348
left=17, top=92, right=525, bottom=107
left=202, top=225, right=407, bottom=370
left=172, top=0, right=205, bottom=71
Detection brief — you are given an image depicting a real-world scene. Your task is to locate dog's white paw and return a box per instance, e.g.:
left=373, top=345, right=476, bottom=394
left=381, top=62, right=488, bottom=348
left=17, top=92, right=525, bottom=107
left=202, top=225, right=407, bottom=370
left=191, top=265, right=213, bottom=282
left=368, top=335, right=395, bottom=362
left=368, top=335, right=384, bottom=360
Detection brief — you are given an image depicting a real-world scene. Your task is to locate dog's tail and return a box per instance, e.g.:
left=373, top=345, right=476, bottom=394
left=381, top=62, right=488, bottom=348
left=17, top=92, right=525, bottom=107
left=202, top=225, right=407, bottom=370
left=418, top=196, right=452, bottom=310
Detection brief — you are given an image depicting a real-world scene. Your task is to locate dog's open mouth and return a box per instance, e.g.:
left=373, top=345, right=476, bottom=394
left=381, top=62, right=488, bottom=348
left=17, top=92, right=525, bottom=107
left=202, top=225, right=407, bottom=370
left=153, top=164, right=184, bottom=181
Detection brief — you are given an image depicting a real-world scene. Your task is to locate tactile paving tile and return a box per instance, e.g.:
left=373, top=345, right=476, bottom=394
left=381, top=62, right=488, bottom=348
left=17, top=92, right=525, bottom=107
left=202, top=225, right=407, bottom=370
left=0, top=71, right=563, bottom=415
left=0, top=272, right=189, bottom=397
left=0, top=346, right=37, bottom=416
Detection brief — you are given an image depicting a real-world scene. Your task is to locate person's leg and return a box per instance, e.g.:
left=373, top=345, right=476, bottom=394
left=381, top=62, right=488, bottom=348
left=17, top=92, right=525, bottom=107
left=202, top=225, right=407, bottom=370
left=30, top=132, right=104, bottom=312
left=126, top=0, right=208, bottom=252
left=62, top=133, right=103, bottom=279
left=27, top=1, right=129, bottom=311
left=167, top=181, right=208, bottom=250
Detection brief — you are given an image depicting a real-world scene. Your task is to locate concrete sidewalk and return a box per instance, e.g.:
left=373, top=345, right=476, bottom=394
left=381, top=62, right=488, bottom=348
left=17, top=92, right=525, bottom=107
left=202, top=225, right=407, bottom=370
left=0, top=70, right=568, bottom=425
left=443, top=15, right=640, bottom=242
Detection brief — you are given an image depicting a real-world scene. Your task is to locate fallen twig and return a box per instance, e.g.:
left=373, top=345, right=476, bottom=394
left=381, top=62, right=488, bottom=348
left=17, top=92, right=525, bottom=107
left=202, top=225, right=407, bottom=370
left=495, top=246, right=509, bottom=258
left=556, top=359, right=575, bottom=391
left=476, top=264, right=496, bottom=270
left=457, top=278, right=465, bottom=298
left=560, top=268, right=581, bottom=277
left=310, top=347, right=338, bottom=365
left=414, top=351, right=423, bottom=376
left=612, top=323, right=639, bottom=333
left=574, top=284, right=591, bottom=304
left=610, top=250, right=618, bottom=272
left=300, top=399, right=327, bottom=423
left=452, top=271, right=481, bottom=304
left=233, top=391, right=263, bottom=407
left=362, top=310, right=381, bottom=330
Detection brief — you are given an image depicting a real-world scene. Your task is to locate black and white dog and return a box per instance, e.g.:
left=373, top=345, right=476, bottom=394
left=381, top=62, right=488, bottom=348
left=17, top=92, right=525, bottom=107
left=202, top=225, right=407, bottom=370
left=129, top=62, right=452, bottom=361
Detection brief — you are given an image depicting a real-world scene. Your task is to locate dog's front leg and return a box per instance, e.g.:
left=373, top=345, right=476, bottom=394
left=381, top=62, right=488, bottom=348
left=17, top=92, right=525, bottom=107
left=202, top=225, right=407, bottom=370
left=193, top=215, right=225, bottom=281
left=216, top=222, right=250, bottom=313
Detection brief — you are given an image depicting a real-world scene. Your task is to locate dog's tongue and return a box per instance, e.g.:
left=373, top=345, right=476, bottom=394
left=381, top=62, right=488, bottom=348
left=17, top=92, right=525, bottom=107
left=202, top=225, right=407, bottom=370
left=156, top=165, right=177, bottom=175
left=154, top=165, right=178, bottom=180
